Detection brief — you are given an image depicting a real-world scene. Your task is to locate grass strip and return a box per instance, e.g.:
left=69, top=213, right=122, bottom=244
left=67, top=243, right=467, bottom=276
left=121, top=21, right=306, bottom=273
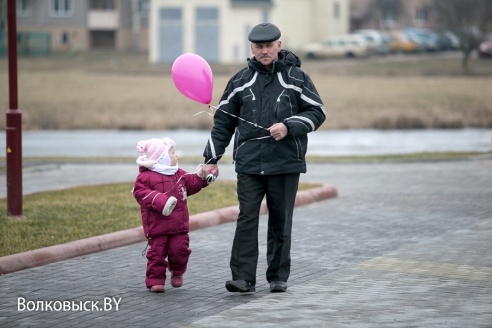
left=306, top=151, right=491, bottom=162
left=0, top=181, right=319, bottom=257
left=0, top=151, right=488, bottom=167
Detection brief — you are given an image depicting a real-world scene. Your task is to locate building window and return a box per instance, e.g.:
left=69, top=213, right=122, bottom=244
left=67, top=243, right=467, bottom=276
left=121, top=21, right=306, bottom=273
left=139, top=0, right=149, bottom=17
left=90, top=0, right=115, bottom=10
left=383, top=8, right=395, bottom=27
left=334, top=2, right=340, bottom=19
left=50, top=0, right=73, bottom=17
left=60, top=31, right=70, bottom=45
left=415, top=8, right=427, bottom=25
left=231, top=0, right=273, bottom=6
left=16, top=0, right=31, bottom=17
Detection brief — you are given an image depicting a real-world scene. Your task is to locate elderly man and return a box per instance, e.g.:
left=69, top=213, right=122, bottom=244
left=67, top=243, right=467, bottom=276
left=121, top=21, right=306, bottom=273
left=203, top=23, right=326, bottom=293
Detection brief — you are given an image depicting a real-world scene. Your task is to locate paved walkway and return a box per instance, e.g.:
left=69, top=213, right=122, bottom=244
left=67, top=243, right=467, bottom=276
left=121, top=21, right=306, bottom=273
left=1, top=158, right=492, bottom=327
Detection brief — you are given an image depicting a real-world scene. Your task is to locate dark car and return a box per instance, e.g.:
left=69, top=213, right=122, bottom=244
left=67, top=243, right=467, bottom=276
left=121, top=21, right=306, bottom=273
left=437, top=30, right=460, bottom=51
left=478, top=37, right=492, bottom=58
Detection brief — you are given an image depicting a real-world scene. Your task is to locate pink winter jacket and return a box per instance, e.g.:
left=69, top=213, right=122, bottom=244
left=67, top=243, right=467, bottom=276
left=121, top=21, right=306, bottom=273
left=133, top=167, right=208, bottom=238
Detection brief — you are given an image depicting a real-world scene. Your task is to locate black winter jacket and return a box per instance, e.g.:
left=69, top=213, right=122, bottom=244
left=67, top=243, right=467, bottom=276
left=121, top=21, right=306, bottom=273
left=203, top=50, right=326, bottom=175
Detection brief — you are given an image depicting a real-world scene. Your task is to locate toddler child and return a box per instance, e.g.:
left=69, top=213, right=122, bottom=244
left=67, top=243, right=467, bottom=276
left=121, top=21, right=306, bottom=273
left=133, top=137, right=210, bottom=293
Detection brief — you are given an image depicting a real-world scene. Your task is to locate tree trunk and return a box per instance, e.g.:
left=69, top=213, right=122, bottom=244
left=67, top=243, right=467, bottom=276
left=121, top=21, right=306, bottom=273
left=462, top=49, right=472, bottom=74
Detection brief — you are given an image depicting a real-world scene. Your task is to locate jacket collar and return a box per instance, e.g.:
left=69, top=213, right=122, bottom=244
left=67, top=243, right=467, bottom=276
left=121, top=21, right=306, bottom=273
left=248, top=49, right=301, bottom=73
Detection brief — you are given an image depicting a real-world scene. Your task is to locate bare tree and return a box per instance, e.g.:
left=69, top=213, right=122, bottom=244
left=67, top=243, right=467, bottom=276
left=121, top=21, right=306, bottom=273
left=431, top=0, right=492, bottom=72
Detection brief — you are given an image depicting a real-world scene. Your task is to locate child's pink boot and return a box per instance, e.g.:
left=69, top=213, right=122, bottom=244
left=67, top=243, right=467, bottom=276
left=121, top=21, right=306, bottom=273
left=171, top=274, right=183, bottom=288
left=149, top=285, right=165, bottom=293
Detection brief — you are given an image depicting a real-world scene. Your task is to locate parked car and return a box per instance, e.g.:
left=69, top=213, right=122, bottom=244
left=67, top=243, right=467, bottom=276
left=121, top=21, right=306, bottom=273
left=437, top=30, right=461, bottom=50
left=402, top=27, right=441, bottom=52
left=352, top=29, right=390, bottom=56
left=387, top=31, right=422, bottom=54
left=478, top=36, right=492, bottom=58
left=300, top=34, right=372, bottom=59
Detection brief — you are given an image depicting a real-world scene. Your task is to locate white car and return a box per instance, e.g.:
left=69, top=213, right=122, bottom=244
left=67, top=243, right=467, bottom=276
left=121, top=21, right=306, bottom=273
left=352, top=29, right=390, bottom=56
left=300, top=34, right=372, bottom=59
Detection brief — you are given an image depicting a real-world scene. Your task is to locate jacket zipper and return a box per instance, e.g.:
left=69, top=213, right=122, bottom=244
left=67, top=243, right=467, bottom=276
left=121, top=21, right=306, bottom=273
left=295, top=137, right=303, bottom=159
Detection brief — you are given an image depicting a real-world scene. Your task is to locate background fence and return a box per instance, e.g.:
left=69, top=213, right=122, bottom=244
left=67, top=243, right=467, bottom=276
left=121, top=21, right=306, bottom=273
left=0, top=31, right=51, bottom=57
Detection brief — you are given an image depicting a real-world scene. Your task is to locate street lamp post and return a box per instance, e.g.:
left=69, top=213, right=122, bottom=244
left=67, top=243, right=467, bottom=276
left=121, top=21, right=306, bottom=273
left=6, top=0, right=22, bottom=216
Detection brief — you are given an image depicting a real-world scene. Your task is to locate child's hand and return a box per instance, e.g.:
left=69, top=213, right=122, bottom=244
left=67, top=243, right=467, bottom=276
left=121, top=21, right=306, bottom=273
left=196, top=164, right=207, bottom=179
left=203, top=164, right=219, bottom=179
left=197, top=164, right=219, bottom=182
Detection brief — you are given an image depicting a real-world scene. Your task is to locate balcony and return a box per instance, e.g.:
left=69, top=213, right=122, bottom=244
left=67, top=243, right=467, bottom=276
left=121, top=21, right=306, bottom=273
left=87, top=10, right=119, bottom=30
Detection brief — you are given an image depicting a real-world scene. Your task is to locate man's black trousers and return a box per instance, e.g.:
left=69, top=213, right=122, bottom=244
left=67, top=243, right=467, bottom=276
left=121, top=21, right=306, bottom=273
left=230, top=173, right=300, bottom=285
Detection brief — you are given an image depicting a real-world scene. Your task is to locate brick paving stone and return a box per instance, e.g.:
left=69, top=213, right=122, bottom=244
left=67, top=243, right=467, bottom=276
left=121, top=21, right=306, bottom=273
left=0, top=159, right=491, bottom=327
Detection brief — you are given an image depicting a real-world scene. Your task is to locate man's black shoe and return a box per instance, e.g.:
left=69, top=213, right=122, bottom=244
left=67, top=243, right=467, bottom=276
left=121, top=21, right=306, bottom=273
left=269, top=281, right=287, bottom=292
left=225, top=280, right=256, bottom=293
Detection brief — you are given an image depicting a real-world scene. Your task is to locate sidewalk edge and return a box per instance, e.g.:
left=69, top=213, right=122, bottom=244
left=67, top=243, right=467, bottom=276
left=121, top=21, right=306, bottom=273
left=0, top=184, right=337, bottom=275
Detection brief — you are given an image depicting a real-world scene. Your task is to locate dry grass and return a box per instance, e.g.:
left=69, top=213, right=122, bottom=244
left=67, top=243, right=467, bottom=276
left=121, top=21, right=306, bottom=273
left=315, top=75, right=492, bottom=129
left=0, top=52, right=491, bottom=130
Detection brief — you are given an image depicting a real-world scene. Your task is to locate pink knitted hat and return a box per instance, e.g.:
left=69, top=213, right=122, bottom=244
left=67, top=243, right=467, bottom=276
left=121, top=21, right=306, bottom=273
left=136, top=137, right=176, bottom=168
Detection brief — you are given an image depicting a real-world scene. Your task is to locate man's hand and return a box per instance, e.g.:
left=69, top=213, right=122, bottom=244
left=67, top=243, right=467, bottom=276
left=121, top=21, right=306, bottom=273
left=268, top=123, right=288, bottom=141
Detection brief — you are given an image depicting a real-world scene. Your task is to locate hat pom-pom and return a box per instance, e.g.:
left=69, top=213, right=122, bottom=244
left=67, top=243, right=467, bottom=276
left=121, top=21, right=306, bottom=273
left=136, top=140, right=148, bottom=153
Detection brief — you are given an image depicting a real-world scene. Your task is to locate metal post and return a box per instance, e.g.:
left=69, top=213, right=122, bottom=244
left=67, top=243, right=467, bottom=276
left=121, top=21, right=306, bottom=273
left=6, top=0, right=22, bottom=216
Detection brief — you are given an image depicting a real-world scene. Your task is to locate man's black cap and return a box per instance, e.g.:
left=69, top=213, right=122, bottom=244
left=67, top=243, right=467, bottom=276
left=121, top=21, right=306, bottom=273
left=248, top=23, right=281, bottom=43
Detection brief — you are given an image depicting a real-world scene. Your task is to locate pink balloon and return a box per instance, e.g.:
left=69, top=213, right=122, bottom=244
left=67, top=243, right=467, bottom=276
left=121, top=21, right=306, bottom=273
left=171, top=53, right=213, bottom=105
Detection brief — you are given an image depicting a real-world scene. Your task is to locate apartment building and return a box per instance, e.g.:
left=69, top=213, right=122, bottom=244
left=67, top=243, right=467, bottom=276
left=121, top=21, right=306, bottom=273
left=350, top=0, right=435, bottom=32
left=3, top=0, right=349, bottom=62
left=8, top=0, right=149, bottom=52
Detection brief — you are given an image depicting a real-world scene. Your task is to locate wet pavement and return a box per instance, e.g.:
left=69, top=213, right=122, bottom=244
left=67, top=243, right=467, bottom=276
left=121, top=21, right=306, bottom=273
left=0, top=156, right=491, bottom=327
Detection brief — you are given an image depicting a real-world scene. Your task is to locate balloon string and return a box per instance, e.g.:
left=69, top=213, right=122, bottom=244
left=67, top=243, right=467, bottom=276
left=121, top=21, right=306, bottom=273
left=158, top=134, right=269, bottom=194
left=158, top=132, right=264, bottom=195
left=201, top=105, right=273, bottom=164
left=208, top=105, right=268, bottom=130
left=154, top=164, right=207, bottom=196
left=154, top=138, right=270, bottom=194
left=192, top=111, right=213, bottom=118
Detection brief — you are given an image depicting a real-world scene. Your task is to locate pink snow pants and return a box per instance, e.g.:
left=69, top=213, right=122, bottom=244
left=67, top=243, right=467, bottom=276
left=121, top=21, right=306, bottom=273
left=145, top=233, right=191, bottom=288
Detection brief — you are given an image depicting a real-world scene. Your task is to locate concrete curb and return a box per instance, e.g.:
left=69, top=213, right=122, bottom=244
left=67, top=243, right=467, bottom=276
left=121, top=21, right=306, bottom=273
left=0, top=184, right=337, bottom=275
